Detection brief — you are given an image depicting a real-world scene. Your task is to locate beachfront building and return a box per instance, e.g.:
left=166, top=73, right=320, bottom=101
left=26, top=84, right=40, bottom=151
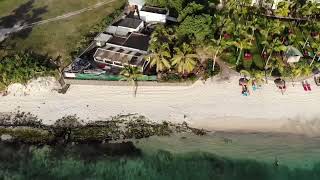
left=128, top=0, right=145, bottom=10
left=93, top=32, right=150, bottom=70
left=106, top=17, right=144, bottom=36
left=94, top=33, right=112, bottom=47
left=63, top=0, right=173, bottom=80
left=128, top=0, right=173, bottom=23
left=139, top=6, right=169, bottom=23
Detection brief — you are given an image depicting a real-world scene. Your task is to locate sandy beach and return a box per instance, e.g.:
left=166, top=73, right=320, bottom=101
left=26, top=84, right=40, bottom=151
left=1, top=76, right=320, bottom=136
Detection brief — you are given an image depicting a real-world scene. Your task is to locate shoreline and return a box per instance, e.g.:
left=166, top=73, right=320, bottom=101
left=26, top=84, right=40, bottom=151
left=1, top=76, right=320, bottom=136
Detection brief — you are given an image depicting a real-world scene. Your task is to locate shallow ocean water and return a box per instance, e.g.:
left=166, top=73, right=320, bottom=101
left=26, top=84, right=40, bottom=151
left=1, top=131, right=320, bottom=179
left=134, top=131, right=320, bottom=169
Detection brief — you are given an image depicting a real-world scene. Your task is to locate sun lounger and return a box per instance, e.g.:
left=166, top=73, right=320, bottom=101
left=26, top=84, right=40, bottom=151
left=302, top=81, right=308, bottom=91
left=306, top=81, right=311, bottom=91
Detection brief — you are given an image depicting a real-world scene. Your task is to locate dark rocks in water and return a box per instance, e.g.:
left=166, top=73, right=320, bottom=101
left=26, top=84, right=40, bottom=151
left=1, top=134, right=13, bottom=141
left=222, top=138, right=232, bottom=144
left=0, top=112, right=209, bottom=146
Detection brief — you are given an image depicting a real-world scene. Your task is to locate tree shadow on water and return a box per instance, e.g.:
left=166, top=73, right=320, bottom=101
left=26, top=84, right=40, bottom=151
left=0, top=0, right=48, bottom=40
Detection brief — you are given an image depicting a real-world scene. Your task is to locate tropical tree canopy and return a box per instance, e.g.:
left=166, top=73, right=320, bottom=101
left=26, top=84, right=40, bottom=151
left=172, top=43, right=198, bottom=74
left=120, top=66, right=143, bottom=81
left=176, top=14, right=212, bottom=43
left=146, top=42, right=172, bottom=72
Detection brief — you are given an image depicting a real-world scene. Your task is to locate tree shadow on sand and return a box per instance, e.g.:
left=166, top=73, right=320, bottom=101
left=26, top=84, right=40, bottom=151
left=0, top=0, right=48, bottom=40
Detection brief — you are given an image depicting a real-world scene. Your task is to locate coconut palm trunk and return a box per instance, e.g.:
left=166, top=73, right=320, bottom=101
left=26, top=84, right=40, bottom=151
left=236, top=48, right=242, bottom=65
left=310, top=55, right=317, bottom=67
left=265, top=49, right=273, bottom=69
left=133, top=80, right=138, bottom=97
left=212, top=46, right=221, bottom=71
left=303, top=36, right=309, bottom=49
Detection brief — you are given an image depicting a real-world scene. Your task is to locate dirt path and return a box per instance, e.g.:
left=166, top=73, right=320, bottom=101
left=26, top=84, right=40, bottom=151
left=215, top=58, right=239, bottom=81
left=0, top=0, right=116, bottom=42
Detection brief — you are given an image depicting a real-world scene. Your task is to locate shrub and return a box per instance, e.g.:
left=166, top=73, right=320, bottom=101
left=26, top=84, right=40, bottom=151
left=54, top=115, right=82, bottom=128
left=0, top=52, right=58, bottom=91
left=253, top=53, right=264, bottom=70
left=161, top=73, right=182, bottom=82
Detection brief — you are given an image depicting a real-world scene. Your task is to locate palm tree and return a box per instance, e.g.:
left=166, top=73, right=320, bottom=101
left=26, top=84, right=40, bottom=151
left=292, top=67, right=302, bottom=81
left=251, top=70, right=265, bottom=86
left=300, top=64, right=313, bottom=77
left=150, top=25, right=175, bottom=45
left=310, top=41, right=320, bottom=66
left=239, top=70, right=265, bottom=88
left=146, top=42, right=172, bottom=73
left=172, top=43, right=198, bottom=74
left=120, top=66, right=143, bottom=97
left=233, top=38, right=252, bottom=65
left=275, top=1, right=291, bottom=17
left=264, top=38, right=287, bottom=70
left=240, top=69, right=251, bottom=79
left=197, top=38, right=230, bottom=72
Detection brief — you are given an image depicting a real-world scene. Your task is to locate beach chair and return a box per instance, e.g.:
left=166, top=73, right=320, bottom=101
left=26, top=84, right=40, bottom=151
left=306, top=81, right=311, bottom=91
left=302, top=81, right=308, bottom=91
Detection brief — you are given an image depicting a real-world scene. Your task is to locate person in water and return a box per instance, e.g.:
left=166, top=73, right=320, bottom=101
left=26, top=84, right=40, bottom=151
left=274, top=157, right=279, bottom=167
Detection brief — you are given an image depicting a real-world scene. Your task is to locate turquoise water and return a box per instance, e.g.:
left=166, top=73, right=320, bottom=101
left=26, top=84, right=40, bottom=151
left=1, top=131, right=320, bottom=179
left=134, top=131, right=320, bottom=169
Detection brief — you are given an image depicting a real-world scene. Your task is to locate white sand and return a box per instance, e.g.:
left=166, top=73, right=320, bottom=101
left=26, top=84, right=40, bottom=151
left=1, top=76, right=320, bottom=136
left=5, top=77, right=60, bottom=96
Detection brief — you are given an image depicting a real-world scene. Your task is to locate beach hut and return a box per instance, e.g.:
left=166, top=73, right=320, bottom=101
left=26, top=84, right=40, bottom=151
left=285, top=46, right=303, bottom=63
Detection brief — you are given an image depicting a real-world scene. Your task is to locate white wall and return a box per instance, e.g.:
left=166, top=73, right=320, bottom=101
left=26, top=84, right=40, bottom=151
left=128, top=0, right=145, bottom=10
left=64, top=72, right=76, bottom=78
left=139, top=11, right=167, bottom=23
left=118, top=21, right=144, bottom=33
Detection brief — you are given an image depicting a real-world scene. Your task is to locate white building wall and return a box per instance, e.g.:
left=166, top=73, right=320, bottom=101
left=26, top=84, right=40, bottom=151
left=64, top=72, right=76, bottom=78
left=139, top=11, right=167, bottom=23
left=118, top=21, right=144, bottom=33
left=128, top=0, right=145, bottom=10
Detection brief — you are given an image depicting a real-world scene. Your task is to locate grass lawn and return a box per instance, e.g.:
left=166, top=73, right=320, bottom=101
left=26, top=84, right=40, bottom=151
left=0, top=0, right=125, bottom=65
left=0, top=0, right=120, bottom=20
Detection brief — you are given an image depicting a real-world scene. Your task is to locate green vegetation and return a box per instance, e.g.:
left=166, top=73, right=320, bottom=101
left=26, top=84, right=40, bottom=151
left=146, top=0, right=320, bottom=81
left=2, top=146, right=320, bottom=179
left=0, top=0, right=126, bottom=65
left=121, top=66, right=144, bottom=97
left=0, top=52, right=58, bottom=91
left=0, top=0, right=126, bottom=90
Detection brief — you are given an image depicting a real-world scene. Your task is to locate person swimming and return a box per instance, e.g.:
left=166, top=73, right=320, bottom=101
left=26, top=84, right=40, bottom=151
left=274, top=157, right=279, bottom=167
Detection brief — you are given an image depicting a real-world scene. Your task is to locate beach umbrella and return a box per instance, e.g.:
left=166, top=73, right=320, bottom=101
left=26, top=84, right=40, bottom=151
left=239, top=77, right=249, bottom=86
left=274, top=78, right=286, bottom=95
left=274, top=78, right=285, bottom=87
left=312, top=67, right=320, bottom=75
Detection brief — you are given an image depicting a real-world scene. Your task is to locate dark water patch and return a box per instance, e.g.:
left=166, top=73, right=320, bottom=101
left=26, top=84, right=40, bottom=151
left=0, top=144, right=320, bottom=180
